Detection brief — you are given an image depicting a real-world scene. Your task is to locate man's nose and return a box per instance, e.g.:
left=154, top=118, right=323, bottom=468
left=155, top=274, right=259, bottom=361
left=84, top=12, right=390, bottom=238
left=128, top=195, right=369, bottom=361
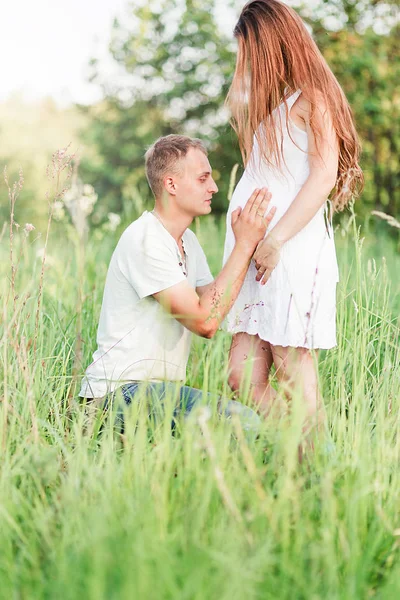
left=209, top=178, right=218, bottom=194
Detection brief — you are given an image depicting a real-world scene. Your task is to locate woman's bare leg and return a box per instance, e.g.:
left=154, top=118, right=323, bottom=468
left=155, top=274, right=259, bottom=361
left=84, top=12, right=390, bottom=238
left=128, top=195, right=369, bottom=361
left=270, top=345, right=325, bottom=440
left=228, top=333, right=278, bottom=415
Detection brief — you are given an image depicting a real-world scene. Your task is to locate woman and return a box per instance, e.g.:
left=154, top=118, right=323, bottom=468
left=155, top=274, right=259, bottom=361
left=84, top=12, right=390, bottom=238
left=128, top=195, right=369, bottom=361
left=223, top=0, right=363, bottom=426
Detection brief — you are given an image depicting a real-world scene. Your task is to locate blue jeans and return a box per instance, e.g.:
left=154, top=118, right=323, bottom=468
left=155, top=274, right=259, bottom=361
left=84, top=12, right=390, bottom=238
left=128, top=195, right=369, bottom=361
left=103, top=381, right=261, bottom=437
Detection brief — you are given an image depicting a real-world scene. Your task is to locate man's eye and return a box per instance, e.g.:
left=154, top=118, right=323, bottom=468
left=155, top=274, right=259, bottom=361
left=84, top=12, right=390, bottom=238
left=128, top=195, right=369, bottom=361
left=199, top=178, right=206, bottom=183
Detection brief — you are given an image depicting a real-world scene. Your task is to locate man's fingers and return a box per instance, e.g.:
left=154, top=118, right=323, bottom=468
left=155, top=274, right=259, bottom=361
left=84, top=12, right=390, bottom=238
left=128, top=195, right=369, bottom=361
left=244, top=187, right=271, bottom=215
left=263, top=205, right=277, bottom=224
left=242, top=188, right=262, bottom=215
left=231, top=206, right=242, bottom=227
left=241, top=187, right=273, bottom=220
left=251, top=188, right=272, bottom=216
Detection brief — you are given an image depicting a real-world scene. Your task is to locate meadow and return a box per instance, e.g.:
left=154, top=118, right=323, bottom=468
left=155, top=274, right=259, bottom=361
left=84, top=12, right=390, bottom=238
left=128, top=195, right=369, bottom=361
left=1, top=172, right=400, bottom=599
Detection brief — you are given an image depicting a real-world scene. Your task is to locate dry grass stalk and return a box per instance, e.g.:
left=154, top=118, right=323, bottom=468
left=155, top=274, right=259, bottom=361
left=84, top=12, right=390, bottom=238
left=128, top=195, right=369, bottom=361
left=34, top=146, right=75, bottom=353
left=371, top=211, right=400, bottom=230
left=4, top=167, right=24, bottom=312
left=3, top=167, right=24, bottom=448
left=2, top=294, right=9, bottom=450
left=227, top=163, right=239, bottom=202
left=5, top=325, right=39, bottom=443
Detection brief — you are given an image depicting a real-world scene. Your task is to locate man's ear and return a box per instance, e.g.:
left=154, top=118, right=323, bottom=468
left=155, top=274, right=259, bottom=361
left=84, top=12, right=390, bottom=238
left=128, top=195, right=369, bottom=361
left=164, top=176, right=177, bottom=196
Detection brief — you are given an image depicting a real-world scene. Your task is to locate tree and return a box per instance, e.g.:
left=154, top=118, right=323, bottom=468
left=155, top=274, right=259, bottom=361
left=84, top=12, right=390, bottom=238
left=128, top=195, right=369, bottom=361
left=0, top=95, right=86, bottom=229
left=79, top=0, right=240, bottom=219
left=299, top=0, right=400, bottom=216
left=80, top=0, right=400, bottom=222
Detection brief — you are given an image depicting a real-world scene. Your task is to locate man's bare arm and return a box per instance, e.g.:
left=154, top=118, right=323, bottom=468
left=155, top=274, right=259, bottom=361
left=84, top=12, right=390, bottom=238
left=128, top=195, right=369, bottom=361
left=153, top=188, right=275, bottom=338
left=196, top=283, right=212, bottom=298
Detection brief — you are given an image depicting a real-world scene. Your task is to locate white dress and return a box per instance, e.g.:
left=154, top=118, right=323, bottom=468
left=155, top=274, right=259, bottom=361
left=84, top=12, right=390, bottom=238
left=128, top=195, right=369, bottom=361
left=223, top=90, right=339, bottom=349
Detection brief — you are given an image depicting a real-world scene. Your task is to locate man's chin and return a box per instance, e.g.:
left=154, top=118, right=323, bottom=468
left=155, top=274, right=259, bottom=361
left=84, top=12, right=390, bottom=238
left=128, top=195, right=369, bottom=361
left=190, top=204, right=212, bottom=218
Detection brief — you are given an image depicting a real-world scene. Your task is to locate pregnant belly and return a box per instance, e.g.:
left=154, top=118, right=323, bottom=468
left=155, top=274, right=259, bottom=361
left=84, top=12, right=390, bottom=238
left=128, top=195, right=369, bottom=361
left=229, top=172, right=301, bottom=229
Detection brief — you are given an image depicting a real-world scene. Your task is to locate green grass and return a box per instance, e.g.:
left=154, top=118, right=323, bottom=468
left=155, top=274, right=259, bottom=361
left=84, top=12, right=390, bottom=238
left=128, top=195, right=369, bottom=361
left=1, top=211, right=399, bottom=600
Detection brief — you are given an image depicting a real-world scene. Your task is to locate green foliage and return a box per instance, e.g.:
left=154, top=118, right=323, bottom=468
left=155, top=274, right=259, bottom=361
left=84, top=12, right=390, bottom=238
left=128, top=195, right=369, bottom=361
left=80, top=0, right=241, bottom=217
left=0, top=96, right=88, bottom=229
left=80, top=0, right=399, bottom=222
left=0, top=208, right=400, bottom=598
left=308, top=4, right=400, bottom=216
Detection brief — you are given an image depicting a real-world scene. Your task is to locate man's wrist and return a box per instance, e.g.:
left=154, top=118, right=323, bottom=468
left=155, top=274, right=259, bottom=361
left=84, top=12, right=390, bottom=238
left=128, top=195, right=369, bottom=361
left=234, top=239, right=257, bottom=257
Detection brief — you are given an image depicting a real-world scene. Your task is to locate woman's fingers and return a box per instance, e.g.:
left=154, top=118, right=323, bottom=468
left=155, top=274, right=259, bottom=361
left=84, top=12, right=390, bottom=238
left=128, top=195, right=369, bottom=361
left=256, top=266, right=272, bottom=285
left=253, top=245, right=265, bottom=268
left=255, top=265, right=267, bottom=282
left=261, top=270, right=272, bottom=285
left=254, top=243, right=280, bottom=283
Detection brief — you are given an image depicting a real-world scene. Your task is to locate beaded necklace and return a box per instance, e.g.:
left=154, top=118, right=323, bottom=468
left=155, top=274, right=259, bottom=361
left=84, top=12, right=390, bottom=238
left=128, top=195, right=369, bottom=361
left=151, top=210, right=187, bottom=276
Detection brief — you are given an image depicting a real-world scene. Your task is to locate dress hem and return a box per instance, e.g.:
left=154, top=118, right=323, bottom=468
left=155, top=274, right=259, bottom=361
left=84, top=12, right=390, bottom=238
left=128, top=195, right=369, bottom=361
left=223, top=326, right=337, bottom=350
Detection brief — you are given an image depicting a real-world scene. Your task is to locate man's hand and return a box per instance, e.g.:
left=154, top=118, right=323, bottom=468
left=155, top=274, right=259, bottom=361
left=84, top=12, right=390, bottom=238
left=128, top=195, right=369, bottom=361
left=254, top=234, right=283, bottom=285
left=231, top=188, right=276, bottom=253
left=153, top=188, right=277, bottom=339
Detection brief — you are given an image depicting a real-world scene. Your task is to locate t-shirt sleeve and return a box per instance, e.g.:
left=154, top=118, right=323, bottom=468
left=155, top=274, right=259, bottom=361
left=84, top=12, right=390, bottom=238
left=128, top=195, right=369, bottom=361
left=117, top=232, right=186, bottom=299
left=193, top=236, right=214, bottom=287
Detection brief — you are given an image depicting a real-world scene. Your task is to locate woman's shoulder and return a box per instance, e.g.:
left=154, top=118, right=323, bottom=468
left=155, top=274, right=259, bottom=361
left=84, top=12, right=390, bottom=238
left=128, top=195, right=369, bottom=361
left=293, top=90, right=333, bottom=121
left=290, top=92, right=309, bottom=131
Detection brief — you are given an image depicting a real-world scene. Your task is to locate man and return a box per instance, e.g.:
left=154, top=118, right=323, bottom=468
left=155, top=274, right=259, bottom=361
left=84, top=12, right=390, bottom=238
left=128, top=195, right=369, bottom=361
left=79, top=135, right=275, bottom=430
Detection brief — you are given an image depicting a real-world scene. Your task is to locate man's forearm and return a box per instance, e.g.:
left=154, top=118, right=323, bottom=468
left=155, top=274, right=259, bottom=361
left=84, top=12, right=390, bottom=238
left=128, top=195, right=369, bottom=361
left=199, top=242, right=254, bottom=335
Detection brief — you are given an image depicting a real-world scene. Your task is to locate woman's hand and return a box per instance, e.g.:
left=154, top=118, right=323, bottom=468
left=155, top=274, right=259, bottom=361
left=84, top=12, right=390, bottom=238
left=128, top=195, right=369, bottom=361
left=253, top=234, right=283, bottom=285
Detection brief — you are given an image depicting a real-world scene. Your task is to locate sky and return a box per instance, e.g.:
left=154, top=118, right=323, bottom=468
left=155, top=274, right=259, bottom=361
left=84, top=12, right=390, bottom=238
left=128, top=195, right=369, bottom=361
left=1, top=0, right=239, bottom=108
left=3, top=0, right=394, bottom=108
left=1, top=0, right=129, bottom=106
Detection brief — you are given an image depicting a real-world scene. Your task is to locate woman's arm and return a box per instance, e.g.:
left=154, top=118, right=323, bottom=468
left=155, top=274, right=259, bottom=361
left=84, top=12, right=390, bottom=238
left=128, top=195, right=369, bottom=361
left=254, top=95, right=339, bottom=284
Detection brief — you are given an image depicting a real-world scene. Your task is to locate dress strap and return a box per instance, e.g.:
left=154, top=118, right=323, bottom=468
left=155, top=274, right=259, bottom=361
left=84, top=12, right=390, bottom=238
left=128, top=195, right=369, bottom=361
left=285, top=89, right=302, bottom=110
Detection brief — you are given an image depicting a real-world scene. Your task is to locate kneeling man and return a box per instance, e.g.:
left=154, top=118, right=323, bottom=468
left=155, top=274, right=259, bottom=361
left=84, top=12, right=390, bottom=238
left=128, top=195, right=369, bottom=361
left=79, top=135, right=274, bottom=430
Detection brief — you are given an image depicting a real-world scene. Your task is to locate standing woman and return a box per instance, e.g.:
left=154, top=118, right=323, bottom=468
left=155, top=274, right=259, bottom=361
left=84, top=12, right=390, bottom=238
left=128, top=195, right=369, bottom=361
left=223, top=0, right=363, bottom=426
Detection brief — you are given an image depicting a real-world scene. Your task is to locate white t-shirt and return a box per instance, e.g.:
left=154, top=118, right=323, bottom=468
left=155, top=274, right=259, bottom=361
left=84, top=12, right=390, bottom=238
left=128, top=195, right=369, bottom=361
left=79, top=211, right=214, bottom=398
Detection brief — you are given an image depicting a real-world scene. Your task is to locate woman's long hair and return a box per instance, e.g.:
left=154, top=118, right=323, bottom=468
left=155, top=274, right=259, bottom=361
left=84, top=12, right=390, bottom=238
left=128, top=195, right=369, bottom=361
left=226, top=0, right=364, bottom=210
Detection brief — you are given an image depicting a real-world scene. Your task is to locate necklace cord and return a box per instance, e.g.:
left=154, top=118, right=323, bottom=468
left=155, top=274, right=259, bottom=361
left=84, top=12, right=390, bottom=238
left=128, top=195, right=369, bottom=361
left=151, top=209, right=187, bottom=275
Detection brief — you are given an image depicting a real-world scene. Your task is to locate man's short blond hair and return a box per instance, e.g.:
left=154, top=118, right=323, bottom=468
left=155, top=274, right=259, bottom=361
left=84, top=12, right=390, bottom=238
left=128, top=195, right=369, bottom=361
left=145, top=134, right=207, bottom=198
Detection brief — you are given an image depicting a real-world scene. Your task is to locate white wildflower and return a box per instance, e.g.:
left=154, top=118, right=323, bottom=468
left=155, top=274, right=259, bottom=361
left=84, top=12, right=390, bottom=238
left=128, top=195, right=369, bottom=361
left=24, top=223, right=35, bottom=234
left=63, top=188, right=75, bottom=205
left=36, top=248, right=56, bottom=266
left=79, top=193, right=97, bottom=216
left=83, top=184, right=95, bottom=196
left=53, top=201, right=65, bottom=221
left=63, top=178, right=99, bottom=240
left=105, top=212, right=121, bottom=232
